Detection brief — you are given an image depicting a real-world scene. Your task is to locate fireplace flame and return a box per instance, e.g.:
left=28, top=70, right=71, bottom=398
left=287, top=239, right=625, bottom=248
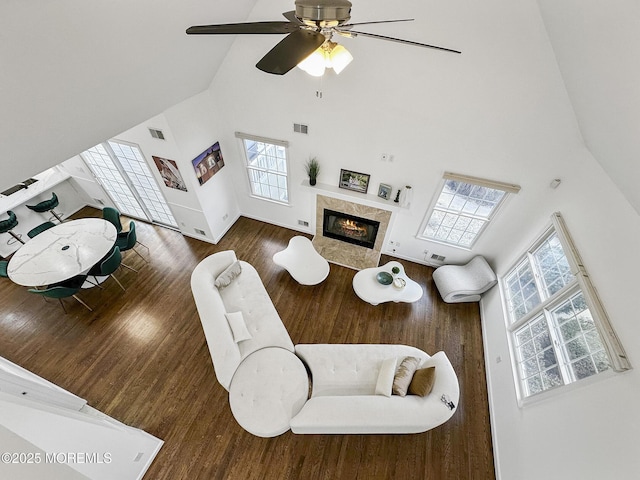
left=339, top=219, right=368, bottom=237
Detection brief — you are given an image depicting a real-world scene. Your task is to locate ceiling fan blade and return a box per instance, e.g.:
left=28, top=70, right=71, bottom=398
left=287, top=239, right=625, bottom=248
left=282, top=10, right=303, bottom=24
left=186, top=22, right=299, bottom=35
left=256, top=29, right=326, bottom=75
left=340, top=19, right=414, bottom=29
left=345, top=29, right=461, bottom=54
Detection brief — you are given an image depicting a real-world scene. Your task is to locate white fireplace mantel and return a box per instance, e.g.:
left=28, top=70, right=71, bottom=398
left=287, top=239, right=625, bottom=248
left=301, top=180, right=403, bottom=212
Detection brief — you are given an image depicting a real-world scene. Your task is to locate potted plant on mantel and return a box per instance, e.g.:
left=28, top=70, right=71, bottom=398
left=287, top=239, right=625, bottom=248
left=305, top=158, right=320, bottom=186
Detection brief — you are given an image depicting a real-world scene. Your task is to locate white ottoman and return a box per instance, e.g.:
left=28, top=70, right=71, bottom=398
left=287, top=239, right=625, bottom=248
left=229, top=347, right=309, bottom=437
left=273, top=236, right=330, bottom=285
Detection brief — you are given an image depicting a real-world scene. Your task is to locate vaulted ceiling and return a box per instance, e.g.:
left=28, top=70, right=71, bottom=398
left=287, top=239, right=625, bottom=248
left=1, top=0, right=638, bottom=214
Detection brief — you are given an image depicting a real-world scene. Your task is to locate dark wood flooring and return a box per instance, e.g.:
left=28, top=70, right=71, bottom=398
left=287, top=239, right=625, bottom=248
left=0, top=207, right=495, bottom=479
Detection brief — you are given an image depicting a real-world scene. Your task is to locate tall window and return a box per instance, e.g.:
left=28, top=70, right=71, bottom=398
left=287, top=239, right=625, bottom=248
left=503, top=213, right=629, bottom=400
left=81, top=140, right=178, bottom=228
left=236, top=132, right=289, bottom=205
left=419, top=172, right=519, bottom=248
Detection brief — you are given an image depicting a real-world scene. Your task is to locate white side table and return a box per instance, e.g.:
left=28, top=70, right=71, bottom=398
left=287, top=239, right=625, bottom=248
left=229, top=347, right=309, bottom=437
left=273, top=236, right=330, bottom=285
left=352, top=261, right=423, bottom=306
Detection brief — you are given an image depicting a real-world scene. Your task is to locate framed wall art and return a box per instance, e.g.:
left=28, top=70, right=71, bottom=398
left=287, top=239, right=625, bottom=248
left=192, top=141, right=225, bottom=186
left=339, top=169, right=370, bottom=194
left=152, top=156, right=188, bottom=191
left=377, top=183, right=392, bottom=200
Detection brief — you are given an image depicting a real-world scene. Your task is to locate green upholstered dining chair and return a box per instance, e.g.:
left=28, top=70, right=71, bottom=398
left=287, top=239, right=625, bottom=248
left=26, top=192, right=63, bottom=222
left=27, top=221, right=56, bottom=238
left=87, top=246, right=126, bottom=291
left=0, top=260, right=8, bottom=278
left=102, top=207, right=123, bottom=233
left=28, top=274, right=92, bottom=313
left=116, top=221, right=148, bottom=263
left=0, top=210, right=25, bottom=244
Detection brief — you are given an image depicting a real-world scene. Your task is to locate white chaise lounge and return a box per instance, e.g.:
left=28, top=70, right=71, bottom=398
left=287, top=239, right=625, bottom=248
left=432, top=255, right=497, bottom=303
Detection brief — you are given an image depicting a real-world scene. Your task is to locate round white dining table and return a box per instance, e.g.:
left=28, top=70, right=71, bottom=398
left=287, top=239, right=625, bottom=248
left=7, top=218, right=117, bottom=287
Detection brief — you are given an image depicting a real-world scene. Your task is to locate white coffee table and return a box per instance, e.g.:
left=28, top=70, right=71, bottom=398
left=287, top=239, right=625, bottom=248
left=352, top=261, right=423, bottom=306
left=229, top=347, right=309, bottom=437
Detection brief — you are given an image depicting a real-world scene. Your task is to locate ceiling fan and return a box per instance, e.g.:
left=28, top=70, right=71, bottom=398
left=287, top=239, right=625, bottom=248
left=186, top=0, right=461, bottom=76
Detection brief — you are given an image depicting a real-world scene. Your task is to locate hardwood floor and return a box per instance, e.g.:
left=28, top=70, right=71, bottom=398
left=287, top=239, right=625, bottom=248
left=0, top=207, right=495, bottom=479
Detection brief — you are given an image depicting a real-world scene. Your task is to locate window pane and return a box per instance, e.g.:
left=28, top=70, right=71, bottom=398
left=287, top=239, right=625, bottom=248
left=533, top=232, right=575, bottom=297
left=505, top=261, right=541, bottom=321
left=550, top=291, right=610, bottom=382
left=514, top=316, right=562, bottom=397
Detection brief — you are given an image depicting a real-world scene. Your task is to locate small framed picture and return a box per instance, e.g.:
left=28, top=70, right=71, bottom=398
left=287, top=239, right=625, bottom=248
left=378, top=183, right=392, bottom=200
left=339, top=169, right=371, bottom=194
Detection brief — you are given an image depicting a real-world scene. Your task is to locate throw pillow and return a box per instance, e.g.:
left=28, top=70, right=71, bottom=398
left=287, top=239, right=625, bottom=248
left=215, top=261, right=242, bottom=289
left=392, top=356, right=421, bottom=397
left=225, top=311, right=252, bottom=343
left=408, top=366, right=436, bottom=397
left=375, top=357, right=397, bottom=397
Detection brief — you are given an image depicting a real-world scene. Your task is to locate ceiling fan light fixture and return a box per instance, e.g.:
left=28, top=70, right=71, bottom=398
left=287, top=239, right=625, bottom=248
left=328, top=43, right=353, bottom=74
left=297, top=49, right=327, bottom=76
left=297, top=40, right=352, bottom=76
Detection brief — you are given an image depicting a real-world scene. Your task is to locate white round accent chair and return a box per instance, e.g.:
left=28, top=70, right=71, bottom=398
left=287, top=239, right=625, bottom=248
left=272, top=236, right=330, bottom=285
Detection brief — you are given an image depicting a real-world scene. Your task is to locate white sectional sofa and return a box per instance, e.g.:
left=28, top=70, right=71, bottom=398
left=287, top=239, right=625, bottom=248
left=191, top=251, right=459, bottom=436
left=190, top=250, right=294, bottom=390
left=291, top=344, right=459, bottom=434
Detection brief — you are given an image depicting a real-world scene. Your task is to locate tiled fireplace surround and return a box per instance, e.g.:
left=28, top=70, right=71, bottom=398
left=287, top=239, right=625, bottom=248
left=312, top=194, right=392, bottom=270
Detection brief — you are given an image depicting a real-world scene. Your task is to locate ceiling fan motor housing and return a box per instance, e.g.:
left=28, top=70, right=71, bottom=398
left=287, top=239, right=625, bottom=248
left=295, top=0, right=352, bottom=25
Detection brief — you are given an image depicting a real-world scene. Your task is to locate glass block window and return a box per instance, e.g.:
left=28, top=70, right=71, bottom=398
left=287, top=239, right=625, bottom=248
left=503, top=224, right=615, bottom=399
left=419, top=173, right=518, bottom=248
left=237, top=134, right=289, bottom=205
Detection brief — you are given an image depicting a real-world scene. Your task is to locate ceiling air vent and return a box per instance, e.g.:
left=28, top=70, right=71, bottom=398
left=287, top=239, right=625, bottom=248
left=293, top=123, right=308, bottom=134
left=148, top=128, right=165, bottom=140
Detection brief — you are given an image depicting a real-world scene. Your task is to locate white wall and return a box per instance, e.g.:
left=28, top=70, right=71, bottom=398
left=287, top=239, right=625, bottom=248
left=60, top=90, right=240, bottom=244
left=536, top=0, right=640, bottom=215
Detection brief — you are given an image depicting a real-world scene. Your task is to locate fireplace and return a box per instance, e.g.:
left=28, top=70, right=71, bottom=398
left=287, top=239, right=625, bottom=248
left=322, top=209, right=380, bottom=249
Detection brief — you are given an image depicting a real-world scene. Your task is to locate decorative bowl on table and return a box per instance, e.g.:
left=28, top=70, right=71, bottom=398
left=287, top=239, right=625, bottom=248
left=376, top=272, right=393, bottom=285
left=393, top=277, right=407, bottom=289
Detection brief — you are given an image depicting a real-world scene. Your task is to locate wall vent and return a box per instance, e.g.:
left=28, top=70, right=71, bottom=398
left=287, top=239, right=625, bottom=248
left=298, top=220, right=309, bottom=227
left=148, top=128, right=165, bottom=140
left=194, top=228, right=206, bottom=236
left=431, top=254, right=446, bottom=262
left=293, top=123, right=308, bottom=134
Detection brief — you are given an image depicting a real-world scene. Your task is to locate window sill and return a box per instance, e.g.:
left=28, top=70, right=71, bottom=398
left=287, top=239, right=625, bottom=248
left=247, top=193, right=290, bottom=207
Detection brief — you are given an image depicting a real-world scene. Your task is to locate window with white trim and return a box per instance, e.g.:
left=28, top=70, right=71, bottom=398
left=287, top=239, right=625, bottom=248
left=418, top=172, right=519, bottom=248
left=236, top=132, right=289, bottom=205
left=503, top=213, right=630, bottom=400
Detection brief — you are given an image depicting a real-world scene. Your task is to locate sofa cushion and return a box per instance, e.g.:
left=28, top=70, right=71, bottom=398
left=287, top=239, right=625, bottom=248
left=392, top=356, right=421, bottom=397
left=374, top=357, right=397, bottom=397
left=215, top=260, right=242, bottom=288
left=408, top=366, right=436, bottom=396
left=225, top=311, right=252, bottom=343
left=295, top=344, right=428, bottom=396
left=219, top=261, right=294, bottom=359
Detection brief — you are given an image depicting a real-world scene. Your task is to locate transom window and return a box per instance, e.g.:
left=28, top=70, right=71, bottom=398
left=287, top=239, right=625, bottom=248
left=236, top=132, right=289, bottom=205
left=503, top=214, right=629, bottom=400
left=419, top=173, right=519, bottom=248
